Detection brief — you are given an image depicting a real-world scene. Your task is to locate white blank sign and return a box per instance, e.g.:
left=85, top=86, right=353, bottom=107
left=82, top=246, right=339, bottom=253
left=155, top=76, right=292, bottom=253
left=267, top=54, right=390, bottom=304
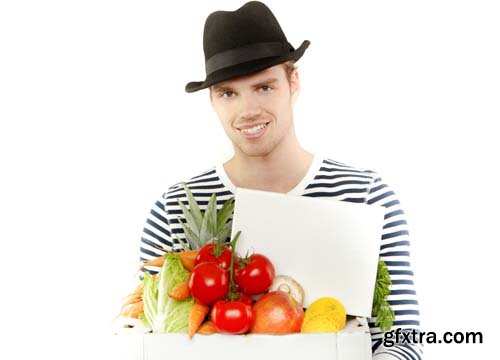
left=231, top=188, right=385, bottom=317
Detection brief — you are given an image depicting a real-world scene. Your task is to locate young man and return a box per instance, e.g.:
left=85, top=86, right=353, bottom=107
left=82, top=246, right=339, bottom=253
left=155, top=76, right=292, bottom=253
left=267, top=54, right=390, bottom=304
left=139, top=2, right=423, bottom=359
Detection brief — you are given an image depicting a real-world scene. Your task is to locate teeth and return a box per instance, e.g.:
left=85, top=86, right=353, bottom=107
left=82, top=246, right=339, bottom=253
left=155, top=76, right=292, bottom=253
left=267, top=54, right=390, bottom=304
left=241, top=123, right=267, bottom=134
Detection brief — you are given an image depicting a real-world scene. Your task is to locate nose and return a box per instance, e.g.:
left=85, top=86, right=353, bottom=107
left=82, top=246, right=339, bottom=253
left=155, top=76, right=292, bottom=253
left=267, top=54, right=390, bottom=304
left=238, top=94, right=262, bottom=121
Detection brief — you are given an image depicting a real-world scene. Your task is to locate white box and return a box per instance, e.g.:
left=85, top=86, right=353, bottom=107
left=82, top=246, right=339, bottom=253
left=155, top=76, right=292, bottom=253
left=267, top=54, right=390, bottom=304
left=232, top=188, right=385, bottom=317
left=113, top=188, right=384, bottom=360
left=112, top=316, right=372, bottom=360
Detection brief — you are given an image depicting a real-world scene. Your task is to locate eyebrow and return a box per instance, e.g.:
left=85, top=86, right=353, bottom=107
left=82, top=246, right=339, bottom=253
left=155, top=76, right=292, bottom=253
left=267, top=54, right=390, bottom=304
left=213, top=77, right=278, bottom=92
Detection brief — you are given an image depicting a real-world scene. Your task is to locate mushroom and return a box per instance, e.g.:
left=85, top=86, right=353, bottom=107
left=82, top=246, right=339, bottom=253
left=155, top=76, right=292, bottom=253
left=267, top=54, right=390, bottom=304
left=269, top=275, right=305, bottom=306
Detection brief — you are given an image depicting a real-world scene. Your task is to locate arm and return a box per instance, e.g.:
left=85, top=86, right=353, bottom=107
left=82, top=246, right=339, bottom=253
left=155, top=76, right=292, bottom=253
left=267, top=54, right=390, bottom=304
left=365, top=172, right=424, bottom=360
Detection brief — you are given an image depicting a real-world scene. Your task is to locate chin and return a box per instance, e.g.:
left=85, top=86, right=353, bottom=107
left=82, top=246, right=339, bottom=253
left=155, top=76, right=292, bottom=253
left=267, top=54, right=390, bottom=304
left=236, top=144, right=274, bottom=158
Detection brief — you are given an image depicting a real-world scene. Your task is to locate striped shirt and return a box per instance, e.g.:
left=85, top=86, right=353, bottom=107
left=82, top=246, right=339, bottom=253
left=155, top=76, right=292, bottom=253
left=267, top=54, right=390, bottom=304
left=139, top=155, right=423, bottom=359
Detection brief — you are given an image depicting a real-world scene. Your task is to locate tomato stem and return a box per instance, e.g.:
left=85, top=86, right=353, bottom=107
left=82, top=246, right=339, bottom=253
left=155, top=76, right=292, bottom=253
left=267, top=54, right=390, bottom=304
left=211, top=236, right=224, bottom=257
left=227, top=230, right=242, bottom=301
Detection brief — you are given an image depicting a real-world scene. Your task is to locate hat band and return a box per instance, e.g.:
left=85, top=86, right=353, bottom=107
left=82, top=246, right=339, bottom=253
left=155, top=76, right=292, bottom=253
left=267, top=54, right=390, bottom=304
left=205, top=41, right=291, bottom=75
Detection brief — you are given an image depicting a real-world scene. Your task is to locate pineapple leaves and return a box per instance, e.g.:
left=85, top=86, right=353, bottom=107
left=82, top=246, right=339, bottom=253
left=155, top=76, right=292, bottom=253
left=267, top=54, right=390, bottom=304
left=172, top=232, right=190, bottom=252
left=215, top=220, right=233, bottom=245
left=216, top=197, right=235, bottom=231
left=177, top=200, right=200, bottom=236
left=176, top=183, right=235, bottom=249
left=182, top=183, right=203, bottom=230
left=208, top=193, right=217, bottom=237
left=200, top=193, right=217, bottom=244
left=177, top=217, right=201, bottom=249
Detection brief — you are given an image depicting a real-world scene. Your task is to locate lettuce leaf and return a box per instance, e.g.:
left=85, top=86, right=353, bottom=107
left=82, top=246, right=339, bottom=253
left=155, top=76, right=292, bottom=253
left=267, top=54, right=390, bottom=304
left=372, top=259, right=395, bottom=332
left=141, top=253, right=194, bottom=333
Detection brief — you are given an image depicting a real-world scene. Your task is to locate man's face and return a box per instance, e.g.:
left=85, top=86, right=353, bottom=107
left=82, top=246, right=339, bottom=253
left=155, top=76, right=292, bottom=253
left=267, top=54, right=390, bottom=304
left=210, top=63, right=299, bottom=158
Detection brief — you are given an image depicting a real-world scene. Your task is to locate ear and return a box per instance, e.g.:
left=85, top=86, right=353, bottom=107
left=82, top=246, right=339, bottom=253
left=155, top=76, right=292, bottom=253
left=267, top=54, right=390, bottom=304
left=289, top=68, right=300, bottom=104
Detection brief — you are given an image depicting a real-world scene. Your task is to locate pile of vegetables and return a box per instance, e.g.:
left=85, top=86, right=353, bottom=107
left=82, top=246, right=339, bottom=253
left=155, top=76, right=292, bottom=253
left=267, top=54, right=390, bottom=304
left=115, top=184, right=394, bottom=336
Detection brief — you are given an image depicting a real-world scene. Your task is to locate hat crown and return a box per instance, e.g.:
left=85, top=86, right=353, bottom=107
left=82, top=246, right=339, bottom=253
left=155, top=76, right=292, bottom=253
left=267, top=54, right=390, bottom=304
left=185, top=1, right=310, bottom=93
left=203, top=1, right=288, bottom=60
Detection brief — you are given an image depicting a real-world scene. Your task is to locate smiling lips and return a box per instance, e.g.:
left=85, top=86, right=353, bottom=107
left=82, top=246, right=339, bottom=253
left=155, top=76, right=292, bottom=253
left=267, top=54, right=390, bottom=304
left=237, top=122, right=270, bottom=139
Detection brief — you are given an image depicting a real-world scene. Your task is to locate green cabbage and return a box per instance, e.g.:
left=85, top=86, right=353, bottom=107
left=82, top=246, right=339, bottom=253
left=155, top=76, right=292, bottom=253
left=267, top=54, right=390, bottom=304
left=141, top=253, right=194, bottom=333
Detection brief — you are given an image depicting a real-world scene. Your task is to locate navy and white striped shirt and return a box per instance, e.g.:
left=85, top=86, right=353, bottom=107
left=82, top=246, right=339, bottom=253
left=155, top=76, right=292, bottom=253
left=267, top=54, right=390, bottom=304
left=138, top=155, right=423, bottom=359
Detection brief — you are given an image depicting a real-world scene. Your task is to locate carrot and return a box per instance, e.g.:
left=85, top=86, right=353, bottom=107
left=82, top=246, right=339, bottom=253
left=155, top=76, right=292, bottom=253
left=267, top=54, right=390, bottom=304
left=121, top=293, right=142, bottom=308
left=179, top=249, right=198, bottom=271
left=197, top=320, right=217, bottom=335
left=142, top=256, right=165, bottom=268
left=132, top=282, right=143, bottom=294
left=119, top=280, right=145, bottom=308
left=168, top=280, right=190, bottom=301
left=120, top=301, right=144, bottom=318
left=141, top=250, right=198, bottom=271
left=188, top=302, right=210, bottom=338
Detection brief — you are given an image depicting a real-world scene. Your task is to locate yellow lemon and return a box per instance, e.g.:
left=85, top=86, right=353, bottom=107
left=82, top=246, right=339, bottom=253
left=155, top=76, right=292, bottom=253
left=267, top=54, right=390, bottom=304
left=301, top=297, right=346, bottom=333
left=301, top=314, right=343, bottom=332
left=305, top=297, right=346, bottom=317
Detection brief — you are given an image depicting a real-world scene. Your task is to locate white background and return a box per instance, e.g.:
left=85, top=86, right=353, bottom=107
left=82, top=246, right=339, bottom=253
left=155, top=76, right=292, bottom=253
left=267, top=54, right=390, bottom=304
left=1, top=1, right=498, bottom=359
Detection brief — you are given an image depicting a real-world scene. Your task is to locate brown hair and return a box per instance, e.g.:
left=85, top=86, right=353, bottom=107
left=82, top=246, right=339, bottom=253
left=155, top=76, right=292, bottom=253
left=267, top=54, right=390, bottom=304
left=282, top=59, right=297, bottom=84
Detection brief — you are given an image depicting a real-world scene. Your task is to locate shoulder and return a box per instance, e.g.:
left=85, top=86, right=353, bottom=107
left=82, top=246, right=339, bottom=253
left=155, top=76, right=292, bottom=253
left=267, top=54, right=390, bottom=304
left=320, top=157, right=380, bottom=181
left=157, top=165, right=232, bottom=208
left=300, top=156, right=382, bottom=203
left=158, top=166, right=216, bottom=200
left=166, top=165, right=215, bottom=190
left=316, top=157, right=400, bottom=207
left=320, top=157, right=394, bottom=195
left=323, top=157, right=403, bottom=203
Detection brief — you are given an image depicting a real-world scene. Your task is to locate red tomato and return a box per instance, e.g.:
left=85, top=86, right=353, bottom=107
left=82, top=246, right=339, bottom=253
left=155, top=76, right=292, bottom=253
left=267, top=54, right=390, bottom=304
left=195, top=244, right=232, bottom=270
left=188, top=262, right=229, bottom=306
left=236, top=293, right=254, bottom=307
left=211, top=300, right=254, bottom=334
left=234, top=254, right=275, bottom=295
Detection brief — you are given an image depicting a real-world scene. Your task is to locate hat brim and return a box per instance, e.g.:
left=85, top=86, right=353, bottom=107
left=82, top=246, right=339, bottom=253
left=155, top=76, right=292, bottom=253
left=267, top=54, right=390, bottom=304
left=185, top=40, right=310, bottom=93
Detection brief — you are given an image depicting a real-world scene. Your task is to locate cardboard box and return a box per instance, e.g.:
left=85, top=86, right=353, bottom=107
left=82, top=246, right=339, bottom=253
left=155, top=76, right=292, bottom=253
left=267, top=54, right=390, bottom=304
left=112, top=316, right=372, bottom=360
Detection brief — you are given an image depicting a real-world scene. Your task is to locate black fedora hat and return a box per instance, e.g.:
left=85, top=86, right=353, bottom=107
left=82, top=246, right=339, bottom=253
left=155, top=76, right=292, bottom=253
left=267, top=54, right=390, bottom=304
left=185, top=1, right=310, bottom=93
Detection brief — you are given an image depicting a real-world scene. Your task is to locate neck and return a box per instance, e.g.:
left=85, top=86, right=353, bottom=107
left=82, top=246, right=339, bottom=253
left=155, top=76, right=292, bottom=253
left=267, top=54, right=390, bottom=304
left=223, top=128, right=314, bottom=194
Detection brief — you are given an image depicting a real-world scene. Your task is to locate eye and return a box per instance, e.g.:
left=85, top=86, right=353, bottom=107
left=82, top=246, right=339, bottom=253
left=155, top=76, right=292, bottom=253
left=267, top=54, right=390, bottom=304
left=260, top=85, right=272, bottom=92
left=220, top=91, right=235, bottom=98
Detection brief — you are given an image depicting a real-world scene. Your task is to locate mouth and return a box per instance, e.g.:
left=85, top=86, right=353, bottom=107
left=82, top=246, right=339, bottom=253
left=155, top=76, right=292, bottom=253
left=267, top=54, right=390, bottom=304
left=237, top=121, right=270, bottom=139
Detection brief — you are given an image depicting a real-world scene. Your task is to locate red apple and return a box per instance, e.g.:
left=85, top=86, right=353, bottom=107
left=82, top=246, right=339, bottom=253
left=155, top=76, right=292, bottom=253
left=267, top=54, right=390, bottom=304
left=250, top=290, right=304, bottom=334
